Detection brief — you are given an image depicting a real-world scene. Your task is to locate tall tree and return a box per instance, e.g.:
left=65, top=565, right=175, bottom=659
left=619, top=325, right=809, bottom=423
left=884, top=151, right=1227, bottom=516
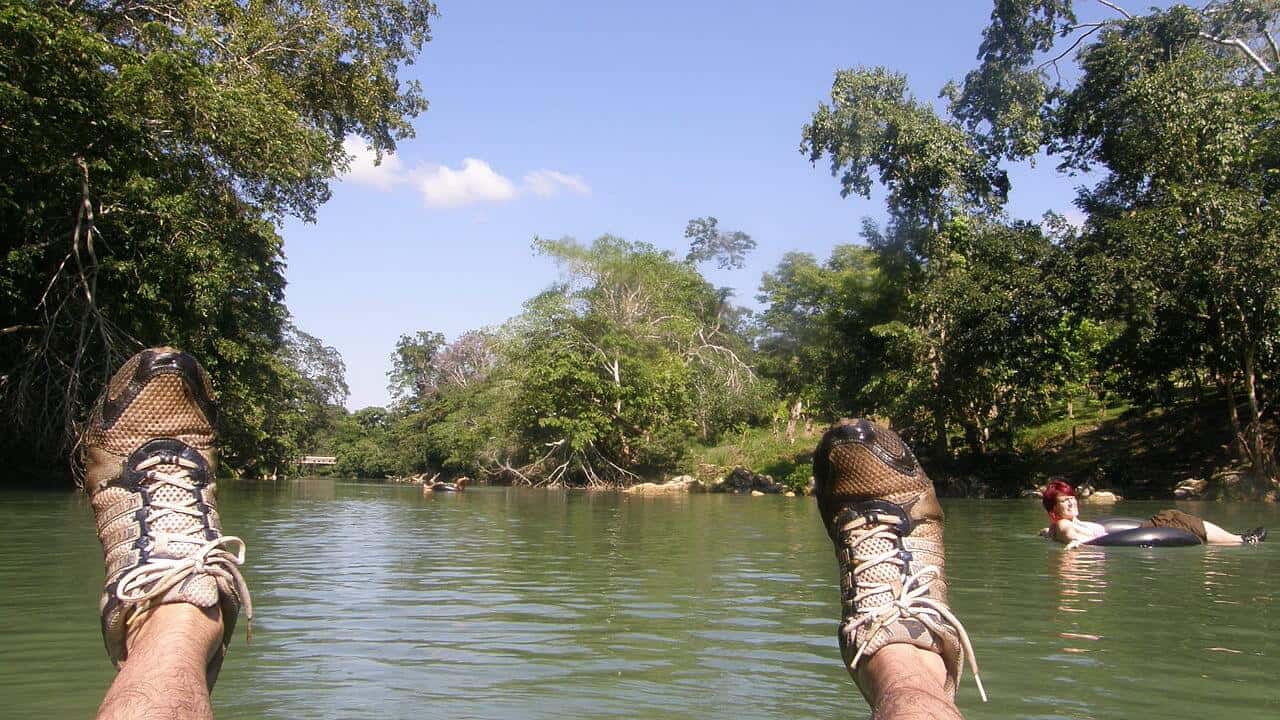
left=953, top=1, right=1280, bottom=479
left=684, top=216, right=757, bottom=270
left=496, top=235, right=763, bottom=485
left=801, top=66, right=1009, bottom=454
left=387, top=330, right=447, bottom=406
left=0, top=0, right=436, bottom=482
left=755, top=234, right=901, bottom=428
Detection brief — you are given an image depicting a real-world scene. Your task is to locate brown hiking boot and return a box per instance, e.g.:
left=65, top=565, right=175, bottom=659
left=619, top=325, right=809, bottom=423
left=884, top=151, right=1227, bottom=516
left=813, top=419, right=985, bottom=704
left=82, top=347, right=251, bottom=688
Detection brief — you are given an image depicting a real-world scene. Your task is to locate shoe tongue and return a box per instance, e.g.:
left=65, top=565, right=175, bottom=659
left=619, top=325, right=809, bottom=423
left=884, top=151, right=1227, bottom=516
left=132, top=443, right=211, bottom=560
left=145, top=462, right=203, bottom=539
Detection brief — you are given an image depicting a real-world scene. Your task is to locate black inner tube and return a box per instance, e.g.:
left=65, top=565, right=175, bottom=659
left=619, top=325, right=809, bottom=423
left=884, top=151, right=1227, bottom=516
left=1084, top=517, right=1201, bottom=547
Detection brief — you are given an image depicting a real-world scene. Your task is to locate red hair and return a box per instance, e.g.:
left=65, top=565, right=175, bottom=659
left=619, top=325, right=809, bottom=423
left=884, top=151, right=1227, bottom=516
left=1042, top=480, right=1075, bottom=523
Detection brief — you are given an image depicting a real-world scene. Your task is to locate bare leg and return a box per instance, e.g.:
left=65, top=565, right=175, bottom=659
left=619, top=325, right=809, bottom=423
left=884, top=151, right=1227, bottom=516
left=97, top=604, right=223, bottom=720
left=1202, top=520, right=1244, bottom=544
left=859, top=645, right=963, bottom=720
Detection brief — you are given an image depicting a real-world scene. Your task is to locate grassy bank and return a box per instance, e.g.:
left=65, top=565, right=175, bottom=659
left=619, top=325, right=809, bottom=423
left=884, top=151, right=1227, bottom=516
left=686, top=396, right=1272, bottom=500
left=683, top=426, right=820, bottom=493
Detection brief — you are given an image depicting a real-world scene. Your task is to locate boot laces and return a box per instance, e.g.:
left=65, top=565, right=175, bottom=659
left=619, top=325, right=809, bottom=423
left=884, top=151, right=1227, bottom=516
left=840, top=513, right=987, bottom=702
left=114, top=455, right=253, bottom=637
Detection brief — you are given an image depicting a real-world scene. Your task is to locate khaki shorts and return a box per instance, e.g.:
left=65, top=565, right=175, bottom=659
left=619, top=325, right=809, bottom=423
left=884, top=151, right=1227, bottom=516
left=1141, top=509, right=1207, bottom=542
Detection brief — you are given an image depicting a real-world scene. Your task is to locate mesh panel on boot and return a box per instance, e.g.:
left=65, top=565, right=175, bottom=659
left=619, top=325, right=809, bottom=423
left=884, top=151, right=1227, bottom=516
left=88, top=375, right=216, bottom=454
left=827, top=442, right=921, bottom=501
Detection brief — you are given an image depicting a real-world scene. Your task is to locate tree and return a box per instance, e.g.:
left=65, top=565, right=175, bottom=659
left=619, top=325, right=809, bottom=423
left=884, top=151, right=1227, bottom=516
left=481, top=235, right=765, bottom=485
left=953, top=1, right=1280, bottom=479
left=0, top=0, right=436, bottom=483
left=285, top=323, right=350, bottom=408
left=387, top=331, right=446, bottom=405
left=801, top=66, right=1010, bottom=454
left=755, top=235, right=900, bottom=430
left=279, top=322, right=349, bottom=458
left=684, top=216, right=757, bottom=269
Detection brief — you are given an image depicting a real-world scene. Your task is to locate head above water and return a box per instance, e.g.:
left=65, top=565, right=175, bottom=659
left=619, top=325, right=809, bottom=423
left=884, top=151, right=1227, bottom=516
left=1042, top=480, right=1076, bottom=522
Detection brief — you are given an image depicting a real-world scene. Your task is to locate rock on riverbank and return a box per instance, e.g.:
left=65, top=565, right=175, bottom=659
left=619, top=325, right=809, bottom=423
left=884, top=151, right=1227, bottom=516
left=624, top=476, right=707, bottom=495
left=709, top=466, right=787, bottom=495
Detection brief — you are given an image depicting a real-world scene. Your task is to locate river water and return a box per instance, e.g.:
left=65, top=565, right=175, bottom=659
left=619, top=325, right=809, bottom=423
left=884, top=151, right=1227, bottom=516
left=2, top=480, right=1278, bottom=719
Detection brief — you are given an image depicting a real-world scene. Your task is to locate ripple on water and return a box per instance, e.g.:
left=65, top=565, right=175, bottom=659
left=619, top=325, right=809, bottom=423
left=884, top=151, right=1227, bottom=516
left=1, top=488, right=1278, bottom=719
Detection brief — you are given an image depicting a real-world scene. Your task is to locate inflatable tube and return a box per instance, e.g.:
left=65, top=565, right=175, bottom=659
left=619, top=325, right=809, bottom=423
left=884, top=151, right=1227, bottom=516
left=1093, top=516, right=1145, bottom=533
left=1085, top=526, right=1201, bottom=547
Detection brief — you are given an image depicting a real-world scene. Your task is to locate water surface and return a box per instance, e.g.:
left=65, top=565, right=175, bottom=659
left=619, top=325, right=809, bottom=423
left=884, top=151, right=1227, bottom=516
left=1, top=481, right=1277, bottom=718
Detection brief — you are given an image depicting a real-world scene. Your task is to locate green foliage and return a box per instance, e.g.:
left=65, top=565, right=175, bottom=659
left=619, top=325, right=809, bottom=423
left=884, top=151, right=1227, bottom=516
left=684, top=216, right=757, bottom=269
left=0, top=0, right=435, bottom=482
left=787, top=55, right=1112, bottom=458
left=755, top=240, right=899, bottom=417
left=272, top=322, right=350, bottom=466
left=684, top=425, right=815, bottom=493
left=496, top=235, right=764, bottom=484
left=802, top=66, right=1009, bottom=233
left=387, top=330, right=447, bottom=405
left=330, top=235, right=772, bottom=486
left=953, top=1, right=1280, bottom=477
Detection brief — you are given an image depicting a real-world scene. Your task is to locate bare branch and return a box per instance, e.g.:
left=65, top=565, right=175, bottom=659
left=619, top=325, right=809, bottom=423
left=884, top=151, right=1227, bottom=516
left=1038, top=24, right=1105, bottom=72
left=1097, top=0, right=1133, bottom=20
left=1199, top=31, right=1275, bottom=73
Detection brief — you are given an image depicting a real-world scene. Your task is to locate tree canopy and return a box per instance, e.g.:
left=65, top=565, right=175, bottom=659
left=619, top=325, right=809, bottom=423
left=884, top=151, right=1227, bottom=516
left=1, top=0, right=436, bottom=480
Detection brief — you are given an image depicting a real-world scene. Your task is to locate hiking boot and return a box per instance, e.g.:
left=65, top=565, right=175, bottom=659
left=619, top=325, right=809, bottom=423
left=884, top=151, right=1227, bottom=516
left=813, top=419, right=985, bottom=703
left=82, top=347, right=251, bottom=688
left=1242, top=527, right=1268, bottom=545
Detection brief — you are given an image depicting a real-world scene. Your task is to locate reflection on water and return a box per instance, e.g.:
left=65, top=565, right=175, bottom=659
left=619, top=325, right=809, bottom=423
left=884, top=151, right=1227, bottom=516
left=1052, top=548, right=1108, bottom=655
left=0, top=484, right=1277, bottom=719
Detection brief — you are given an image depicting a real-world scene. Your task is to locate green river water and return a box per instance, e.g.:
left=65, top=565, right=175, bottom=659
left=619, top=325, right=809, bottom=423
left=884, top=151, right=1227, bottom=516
left=2, top=480, right=1278, bottom=719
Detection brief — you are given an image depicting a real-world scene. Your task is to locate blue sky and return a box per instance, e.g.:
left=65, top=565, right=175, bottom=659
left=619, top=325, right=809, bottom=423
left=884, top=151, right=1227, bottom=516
left=281, top=1, right=1108, bottom=410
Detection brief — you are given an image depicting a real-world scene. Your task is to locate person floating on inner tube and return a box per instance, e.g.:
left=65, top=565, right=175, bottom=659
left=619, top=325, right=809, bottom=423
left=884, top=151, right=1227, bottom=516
left=1042, top=480, right=1267, bottom=549
left=423, top=476, right=470, bottom=494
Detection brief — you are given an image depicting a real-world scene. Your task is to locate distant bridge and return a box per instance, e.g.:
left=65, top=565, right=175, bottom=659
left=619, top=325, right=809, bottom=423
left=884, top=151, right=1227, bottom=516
left=297, top=456, right=337, bottom=466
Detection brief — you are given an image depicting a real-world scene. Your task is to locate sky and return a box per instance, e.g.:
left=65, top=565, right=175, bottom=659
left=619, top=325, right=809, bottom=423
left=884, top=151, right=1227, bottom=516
left=281, top=0, right=1113, bottom=410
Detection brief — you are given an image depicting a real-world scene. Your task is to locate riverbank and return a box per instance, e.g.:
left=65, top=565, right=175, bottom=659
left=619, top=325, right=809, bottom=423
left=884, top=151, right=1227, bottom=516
left=684, top=398, right=1278, bottom=502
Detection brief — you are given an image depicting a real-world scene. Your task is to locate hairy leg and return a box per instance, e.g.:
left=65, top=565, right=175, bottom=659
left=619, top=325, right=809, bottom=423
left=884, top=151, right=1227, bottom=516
left=97, top=604, right=223, bottom=720
left=859, top=645, right=964, bottom=720
left=1201, top=520, right=1243, bottom=544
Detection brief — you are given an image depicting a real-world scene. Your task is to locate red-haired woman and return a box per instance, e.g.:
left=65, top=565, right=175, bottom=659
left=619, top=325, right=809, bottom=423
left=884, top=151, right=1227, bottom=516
left=1042, top=480, right=1266, bottom=548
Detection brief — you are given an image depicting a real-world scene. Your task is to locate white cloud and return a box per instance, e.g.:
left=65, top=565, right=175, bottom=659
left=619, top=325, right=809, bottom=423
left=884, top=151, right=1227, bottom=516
left=416, top=158, right=519, bottom=208
left=523, top=169, right=592, bottom=198
left=341, top=136, right=405, bottom=191
left=338, top=141, right=590, bottom=209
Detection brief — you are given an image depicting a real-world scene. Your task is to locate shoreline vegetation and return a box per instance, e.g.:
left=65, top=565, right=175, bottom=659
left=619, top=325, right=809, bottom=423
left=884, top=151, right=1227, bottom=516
left=5, top=3, right=1279, bottom=499
left=354, top=388, right=1272, bottom=502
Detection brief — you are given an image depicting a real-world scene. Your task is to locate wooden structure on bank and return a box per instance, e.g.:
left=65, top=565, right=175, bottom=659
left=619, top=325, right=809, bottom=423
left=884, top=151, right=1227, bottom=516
left=297, top=455, right=337, bottom=466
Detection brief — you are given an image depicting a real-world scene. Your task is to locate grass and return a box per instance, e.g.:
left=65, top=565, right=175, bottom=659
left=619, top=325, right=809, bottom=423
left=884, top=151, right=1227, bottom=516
left=684, top=391, right=1263, bottom=499
left=684, top=426, right=818, bottom=492
left=1015, top=395, right=1132, bottom=450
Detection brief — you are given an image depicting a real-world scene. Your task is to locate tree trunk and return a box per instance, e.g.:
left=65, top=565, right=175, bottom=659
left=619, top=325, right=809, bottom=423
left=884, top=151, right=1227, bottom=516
left=933, top=404, right=948, bottom=457
left=1220, top=372, right=1247, bottom=464
left=785, top=397, right=803, bottom=444
left=1242, top=346, right=1273, bottom=477
left=1067, top=397, right=1076, bottom=445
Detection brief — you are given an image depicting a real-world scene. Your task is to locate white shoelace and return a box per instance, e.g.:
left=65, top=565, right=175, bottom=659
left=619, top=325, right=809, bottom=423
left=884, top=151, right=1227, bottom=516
left=842, top=519, right=987, bottom=702
left=114, top=455, right=253, bottom=637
